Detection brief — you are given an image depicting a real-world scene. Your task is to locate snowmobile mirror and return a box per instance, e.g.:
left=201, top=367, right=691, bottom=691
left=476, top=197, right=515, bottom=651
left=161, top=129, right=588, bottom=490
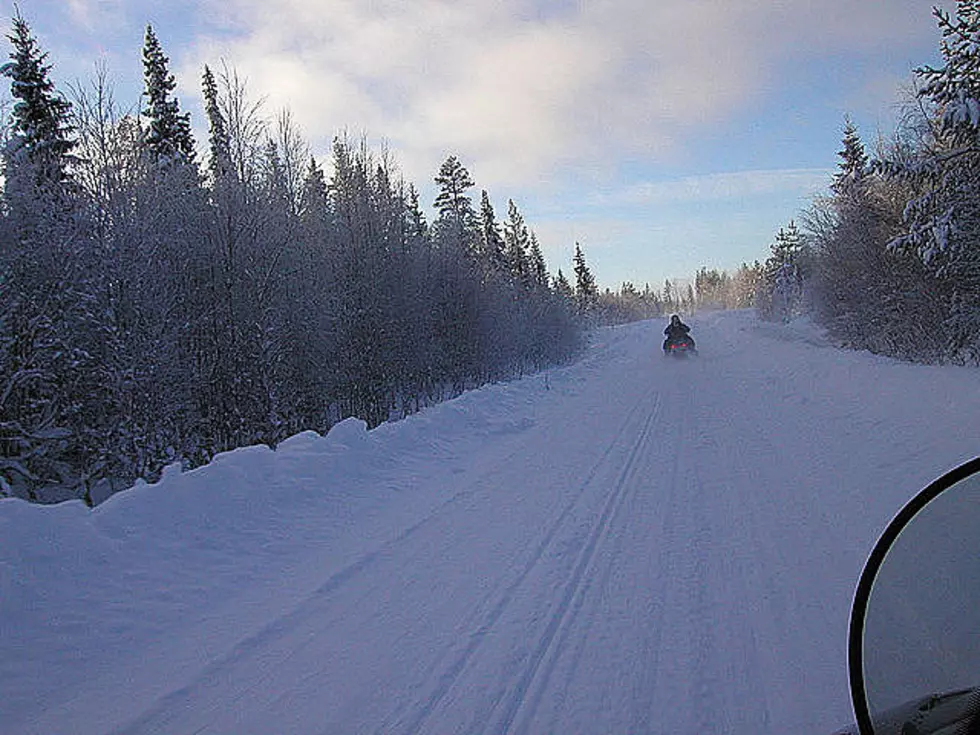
left=848, top=457, right=980, bottom=735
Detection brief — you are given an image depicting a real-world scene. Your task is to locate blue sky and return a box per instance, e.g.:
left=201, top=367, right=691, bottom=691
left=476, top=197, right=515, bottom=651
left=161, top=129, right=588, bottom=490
left=8, top=0, right=954, bottom=288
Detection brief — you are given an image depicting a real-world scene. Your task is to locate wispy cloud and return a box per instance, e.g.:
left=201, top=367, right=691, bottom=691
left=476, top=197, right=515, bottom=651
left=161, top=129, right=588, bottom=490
left=597, top=169, right=832, bottom=208
left=65, top=0, right=104, bottom=29
left=173, top=0, right=939, bottom=188
left=61, top=0, right=127, bottom=34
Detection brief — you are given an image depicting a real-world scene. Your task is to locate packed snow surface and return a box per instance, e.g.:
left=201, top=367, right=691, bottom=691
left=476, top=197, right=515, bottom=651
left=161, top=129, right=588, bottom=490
left=2, top=310, right=978, bottom=734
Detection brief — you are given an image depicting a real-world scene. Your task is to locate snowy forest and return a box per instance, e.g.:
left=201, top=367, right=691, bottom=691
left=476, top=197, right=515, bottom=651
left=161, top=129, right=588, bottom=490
left=6, top=1, right=980, bottom=505
left=0, top=18, right=597, bottom=504
left=754, top=2, right=980, bottom=366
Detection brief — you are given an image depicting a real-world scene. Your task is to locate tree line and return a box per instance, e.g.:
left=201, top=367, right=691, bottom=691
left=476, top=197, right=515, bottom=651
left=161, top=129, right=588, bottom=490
left=0, top=16, right=596, bottom=504
left=591, top=262, right=763, bottom=327
left=755, top=1, right=980, bottom=365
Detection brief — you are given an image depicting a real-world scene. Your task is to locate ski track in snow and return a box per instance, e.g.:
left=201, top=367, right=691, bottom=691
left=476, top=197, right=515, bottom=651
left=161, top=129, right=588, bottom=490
left=2, top=310, right=979, bottom=735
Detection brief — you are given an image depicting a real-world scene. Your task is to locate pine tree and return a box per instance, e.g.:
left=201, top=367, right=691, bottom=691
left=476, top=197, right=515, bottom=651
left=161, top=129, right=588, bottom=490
left=527, top=232, right=549, bottom=289
left=503, top=199, right=531, bottom=282
left=767, top=220, right=803, bottom=271
left=405, top=184, right=428, bottom=244
left=478, top=190, right=506, bottom=272
left=891, top=1, right=980, bottom=359
left=202, top=64, right=230, bottom=180
left=917, top=1, right=980, bottom=152
left=553, top=268, right=574, bottom=300
left=1, top=11, right=74, bottom=183
left=573, top=243, right=598, bottom=315
left=832, top=116, right=869, bottom=199
left=298, top=156, right=329, bottom=223
left=811, top=120, right=888, bottom=346
left=262, top=138, right=289, bottom=209
left=0, top=12, right=91, bottom=499
left=433, top=155, right=477, bottom=250
left=759, top=221, right=805, bottom=322
left=141, top=25, right=194, bottom=162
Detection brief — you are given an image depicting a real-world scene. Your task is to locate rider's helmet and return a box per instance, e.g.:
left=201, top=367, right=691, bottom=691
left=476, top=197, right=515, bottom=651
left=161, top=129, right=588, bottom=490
left=670, top=314, right=681, bottom=325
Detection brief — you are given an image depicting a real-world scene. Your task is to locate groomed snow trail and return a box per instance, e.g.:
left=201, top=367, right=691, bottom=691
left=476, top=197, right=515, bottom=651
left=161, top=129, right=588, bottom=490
left=3, top=311, right=978, bottom=734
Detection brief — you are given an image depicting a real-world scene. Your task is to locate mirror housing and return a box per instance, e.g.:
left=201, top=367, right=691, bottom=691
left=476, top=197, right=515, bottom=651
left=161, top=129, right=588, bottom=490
left=848, top=457, right=980, bottom=735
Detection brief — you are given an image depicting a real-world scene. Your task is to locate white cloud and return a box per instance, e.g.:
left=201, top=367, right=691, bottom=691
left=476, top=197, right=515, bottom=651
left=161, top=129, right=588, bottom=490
left=63, top=0, right=125, bottom=33
left=599, top=168, right=832, bottom=207
left=173, top=0, right=942, bottom=189
left=65, top=0, right=101, bottom=29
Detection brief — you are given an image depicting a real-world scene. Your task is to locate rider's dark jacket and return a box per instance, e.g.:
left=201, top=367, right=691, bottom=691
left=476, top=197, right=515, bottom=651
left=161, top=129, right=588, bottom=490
left=664, top=321, right=691, bottom=341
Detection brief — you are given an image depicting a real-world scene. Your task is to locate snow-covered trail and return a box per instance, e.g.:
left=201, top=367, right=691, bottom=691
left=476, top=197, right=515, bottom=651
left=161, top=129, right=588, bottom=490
left=3, top=311, right=978, bottom=734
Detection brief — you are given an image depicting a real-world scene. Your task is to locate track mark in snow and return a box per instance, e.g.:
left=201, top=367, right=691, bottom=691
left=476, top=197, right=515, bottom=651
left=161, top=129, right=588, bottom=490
left=493, top=387, right=663, bottom=735
left=386, top=387, right=661, bottom=735
left=619, top=372, right=694, bottom=734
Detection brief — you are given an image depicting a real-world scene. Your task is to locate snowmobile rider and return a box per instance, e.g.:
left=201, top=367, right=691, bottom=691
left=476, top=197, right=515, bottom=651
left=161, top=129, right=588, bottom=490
left=663, top=314, right=695, bottom=354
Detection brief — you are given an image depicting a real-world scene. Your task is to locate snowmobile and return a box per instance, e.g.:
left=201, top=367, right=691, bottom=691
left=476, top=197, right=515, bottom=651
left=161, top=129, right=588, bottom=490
left=835, top=456, right=980, bottom=735
left=663, top=315, right=697, bottom=358
left=663, top=335, right=697, bottom=358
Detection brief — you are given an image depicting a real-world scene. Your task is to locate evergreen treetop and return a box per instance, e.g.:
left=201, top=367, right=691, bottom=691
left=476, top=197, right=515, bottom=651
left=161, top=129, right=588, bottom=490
left=553, top=268, right=574, bottom=300
left=767, top=220, right=803, bottom=270
left=478, top=190, right=506, bottom=271
left=202, top=64, right=230, bottom=180
left=832, top=117, right=869, bottom=199
left=299, top=156, right=328, bottom=222
left=573, top=243, right=598, bottom=312
left=503, top=199, right=530, bottom=281
left=1, top=11, right=74, bottom=179
left=527, top=232, right=549, bottom=289
left=141, top=25, right=194, bottom=162
left=405, top=183, right=428, bottom=241
left=433, top=155, right=477, bottom=247
left=917, top=1, right=980, bottom=148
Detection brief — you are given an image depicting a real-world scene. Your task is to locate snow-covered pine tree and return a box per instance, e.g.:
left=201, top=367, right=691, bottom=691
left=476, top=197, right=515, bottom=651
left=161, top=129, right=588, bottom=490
left=758, top=221, right=804, bottom=322
left=527, top=232, right=549, bottom=289
left=433, top=155, right=478, bottom=253
left=262, top=138, right=290, bottom=213
left=832, top=116, right=869, bottom=200
left=891, top=0, right=980, bottom=360
left=553, top=268, right=575, bottom=301
left=573, top=243, right=598, bottom=316
left=202, top=64, right=231, bottom=182
left=298, top=156, right=329, bottom=226
left=768, top=221, right=803, bottom=267
left=1, top=10, right=74, bottom=183
left=811, top=120, right=905, bottom=352
left=0, top=12, right=91, bottom=500
left=404, top=184, right=428, bottom=246
left=478, top=190, right=506, bottom=273
left=503, top=199, right=531, bottom=283
left=141, top=25, right=194, bottom=162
